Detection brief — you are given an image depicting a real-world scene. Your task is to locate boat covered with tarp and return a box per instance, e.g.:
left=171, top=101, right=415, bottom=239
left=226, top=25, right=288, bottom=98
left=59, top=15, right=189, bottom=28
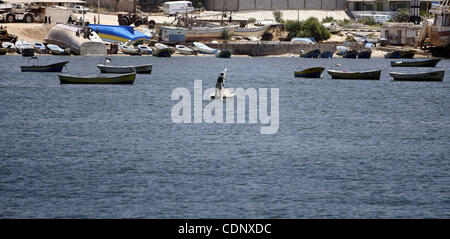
left=88, top=24, right=151, bottom=46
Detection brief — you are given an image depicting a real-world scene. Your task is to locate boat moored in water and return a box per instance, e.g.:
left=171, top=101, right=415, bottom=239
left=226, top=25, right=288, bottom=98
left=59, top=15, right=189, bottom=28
left=328, top=70, right=381, bottom=80
left=294, top=67, right=325, bottom=78
left=58, top=72, right=136, bottom=84
left=21, top=60, right=69, bottom=72
left=391, top=58, right=441, bottom=67
left=389, top=70, right=445, bottom=81
left=97, top=64, right=152, bottom=74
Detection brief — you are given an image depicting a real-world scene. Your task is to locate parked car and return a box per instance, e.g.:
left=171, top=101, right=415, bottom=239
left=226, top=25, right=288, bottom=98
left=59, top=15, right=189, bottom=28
left=71, top=5, right=89, bottom=14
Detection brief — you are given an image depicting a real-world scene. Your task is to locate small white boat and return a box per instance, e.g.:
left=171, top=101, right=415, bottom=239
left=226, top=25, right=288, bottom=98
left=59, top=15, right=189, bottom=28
left=118, top=43, right=140, bottom=55
left=15, top=40, right=34, bottom=55
left=47, top=44, right=67, bottom=55
left=2, top=42, right=16, bottom=53
left=32, top=42, right=47, bottom=54
left=175, top=44, right=195, bottom=55
left=152, top=43, right=172, bottom=57
left=193, top=42, right=219, bottom=55
left=137, top=44, right=152, bottom=55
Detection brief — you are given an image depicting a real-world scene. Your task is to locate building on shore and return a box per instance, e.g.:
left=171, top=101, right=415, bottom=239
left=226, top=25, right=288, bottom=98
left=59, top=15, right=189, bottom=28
left=347, top=0, right=443, bottom=12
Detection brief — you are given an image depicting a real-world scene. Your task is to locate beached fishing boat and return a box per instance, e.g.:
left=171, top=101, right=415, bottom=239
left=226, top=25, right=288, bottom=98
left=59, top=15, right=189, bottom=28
left=2, top=42, right=16, bottom=53
left=137, top=45, right=152, bottom=55
left=328, top=70, right=381, bottom=80
left=185, top=26, right=237, bottom=42
left=152, top=43, right=172, bottom=57
left=234, top=24, right=271, bottom=38
left=216, top=49, right=232, bottom=58
left=88, top=24, right=151, bottom=45
left=45, top=24, right=106, bottom=56
left=119, top=44, right=140, bottom=55
left=336, top=46, right=349, bottom=55
left=193, top=42, right=219, bottom=54
left=357, top=49, right=372, bottom=59
left=47, top=44, right=68, bottom=55
left=175, top=44, right=195, bottom=55
left=300, top=49, right=321, bottom=58
left=15, top=40, right=34, bottom=56
left=389, top=70, right=445, bottom=81
left=342, top=50, right=358, bottom=58
left=21, top=61, right=69, bottom=72
left=0, top=48, right=8, bottom=55
left=32, top=42, right=47, bottom=54
left=97, top=64, right=152, bottom=74
left=384, top=50, right=415, bottom=59
left=428, top=1, right=450, bottom=48
left=391, top=58, right=441, bottom=67
left=294, top=67, right=325, bottom=78
left=59, top=72, right=136, bottom=84
left=319, top=51, right=334, bottom=58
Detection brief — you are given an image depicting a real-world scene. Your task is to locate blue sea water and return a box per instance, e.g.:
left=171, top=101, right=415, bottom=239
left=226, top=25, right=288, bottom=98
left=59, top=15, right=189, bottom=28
left=0, top=55, right=449, bottom=218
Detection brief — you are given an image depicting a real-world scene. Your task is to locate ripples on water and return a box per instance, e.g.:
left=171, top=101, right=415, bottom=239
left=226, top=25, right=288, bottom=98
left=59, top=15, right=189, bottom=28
left=0, top=55, right=449, bottom=218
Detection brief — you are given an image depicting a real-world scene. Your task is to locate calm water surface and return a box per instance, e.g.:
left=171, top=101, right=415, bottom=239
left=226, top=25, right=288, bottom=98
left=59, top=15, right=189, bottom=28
left=0, top=55, right=449, bottom=218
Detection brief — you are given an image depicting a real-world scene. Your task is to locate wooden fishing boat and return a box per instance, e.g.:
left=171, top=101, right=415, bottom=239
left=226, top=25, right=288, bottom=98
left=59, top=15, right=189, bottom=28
left=186, top=26, right=237, bottom=42
left=58, top=72, right=136, bottom=84
left=234, top=24, right=271, bottom=38
left=342, top=50, right=358, bottom=58
left=390, top=58, right=441, bottom=67
left=294, top=67, right=325, bottom=78
left=97, top=64, right=152, bottom=74
left=384, top=50, right=415, bottom=59
left=428, top=1, right=450, bottom=48
left=357, top=49, right=372, bottom=59
left=389, top=70, right=445, bottom=81
left=21, top=61, right=69, bottom=72
left=300, top=49, right=321, bottom=58
left=328, top=70, right=381, bottom=80
left=319, top=51, right=334, bottom=58
left=216, top=49, right=232, bottom=58
left=152, top=43, right=172, bottom=57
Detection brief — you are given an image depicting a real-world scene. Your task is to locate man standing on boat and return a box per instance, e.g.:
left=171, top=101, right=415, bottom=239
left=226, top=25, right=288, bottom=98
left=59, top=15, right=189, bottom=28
left=215, top=71, right=225, bottom=98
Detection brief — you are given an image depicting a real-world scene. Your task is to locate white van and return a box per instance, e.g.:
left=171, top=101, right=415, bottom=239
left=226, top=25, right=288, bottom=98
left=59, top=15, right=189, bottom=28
left=163, top=1, right=194, bottom=16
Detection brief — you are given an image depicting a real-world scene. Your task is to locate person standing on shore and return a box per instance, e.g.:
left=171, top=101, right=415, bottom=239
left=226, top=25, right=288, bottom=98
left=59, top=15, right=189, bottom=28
left=93, top=15, right=96, bottom=24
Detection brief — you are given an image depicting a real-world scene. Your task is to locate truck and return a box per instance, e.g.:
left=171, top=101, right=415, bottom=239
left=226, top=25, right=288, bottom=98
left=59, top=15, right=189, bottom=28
left=0, top=2, right=42, bottom=23
left=117, top=0, right=155, bottom=28
left=162, top=1, right=194, bottom=16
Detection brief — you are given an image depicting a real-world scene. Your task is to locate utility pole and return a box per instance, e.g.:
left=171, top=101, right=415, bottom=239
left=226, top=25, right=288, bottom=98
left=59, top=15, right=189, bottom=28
left=97, top=0, right=100, bottom=24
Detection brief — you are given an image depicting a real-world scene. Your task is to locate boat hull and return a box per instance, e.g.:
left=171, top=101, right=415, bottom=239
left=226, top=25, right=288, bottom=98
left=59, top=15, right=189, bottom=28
left=391, top=59, right=441, bottom=67
left=319, top=51, right=334, bottom=58
left=234, top=25, right=271, bottom=38
left=343, top=50, right=358, bottom=58
left=97, top=64, right=152, bottom=74
left=385, top=50, right=415, bottom=59
left=357, top=50, right=372, bottom=59
left=216, top=50, right=232, bottom=58
left=0, top=48, right=7, bottom=55
left=186, top=27, right=236, bottom=42
left=21, top=48, right=35, bottom=57
left=294, top=67, right=325, bottom=78
left=300, top=49, right=321, bottom=58
left=59, top=73, right=136, bottom=84
left=21, top=61, right=69, bottom=72
left=389, top=70, right=445, bottom=81
left=328, top=70, right=381, bottom=80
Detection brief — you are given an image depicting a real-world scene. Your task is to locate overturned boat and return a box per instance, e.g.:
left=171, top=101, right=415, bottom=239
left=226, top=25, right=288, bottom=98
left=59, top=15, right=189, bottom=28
left=45, top=24, right=106, bottom=56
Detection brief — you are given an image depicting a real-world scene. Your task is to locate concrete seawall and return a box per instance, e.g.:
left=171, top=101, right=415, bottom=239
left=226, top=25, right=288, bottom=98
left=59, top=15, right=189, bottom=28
left=207, top=42, right=364, bottom=56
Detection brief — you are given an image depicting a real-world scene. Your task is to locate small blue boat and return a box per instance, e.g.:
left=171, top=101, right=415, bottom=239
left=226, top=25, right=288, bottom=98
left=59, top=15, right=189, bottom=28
left=319, top=51, right=334, bottom=58
left=342, top=50, right=358, bottom=58
left=300, top=49, right=321, bottom=58
left=294, top=67, right=325, bottom=78
left=88, top=24, right=150, bottom=45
